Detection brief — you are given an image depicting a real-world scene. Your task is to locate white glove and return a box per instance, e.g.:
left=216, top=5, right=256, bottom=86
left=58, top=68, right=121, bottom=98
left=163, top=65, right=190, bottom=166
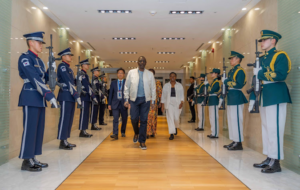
left=222, top=77, right=227, bottom=83
left=93, top=98, right=98, bottom=104
left=76, top=98, right=82, bottom=105
left=248, top=100, right=255, bottom=112
left=50, top=98, right=59, bottom=108
left=204, top=81, right=209, bottom=85
left=102, top=98, right=106, bottom=104
left=253, top=67, right=262, bottom=76
left=47, top=61, right=56, bottom=70
left=191, top=100, right=195, bottom=106
left=218, top=98, right=223, bottom=108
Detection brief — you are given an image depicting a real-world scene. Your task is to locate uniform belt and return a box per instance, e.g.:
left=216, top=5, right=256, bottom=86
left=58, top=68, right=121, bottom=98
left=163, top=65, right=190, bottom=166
left=263, top=81, right=279, bottom=84
left=229, top=88, right=242, bottom=91
left=24, top=79, right=30, bottom=83
left=209, top=94, right=217, bottom=96
left=197, top=95, right=203, bottom=97
left=61, top=83, right=68, bottom=87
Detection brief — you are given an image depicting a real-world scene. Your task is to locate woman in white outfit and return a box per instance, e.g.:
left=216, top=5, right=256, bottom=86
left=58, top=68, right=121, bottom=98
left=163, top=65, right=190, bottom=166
left=161, top=72, right=184, bottom=140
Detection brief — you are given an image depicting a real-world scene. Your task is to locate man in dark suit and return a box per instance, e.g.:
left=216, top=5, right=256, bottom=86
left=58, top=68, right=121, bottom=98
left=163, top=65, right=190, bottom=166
left=187, top=76, right=196, bottom=123
left=108, top=68, right=128, bottom=139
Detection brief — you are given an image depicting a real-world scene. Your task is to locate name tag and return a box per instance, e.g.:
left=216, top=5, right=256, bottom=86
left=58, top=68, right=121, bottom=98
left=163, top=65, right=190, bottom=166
left=117, top=91, right=122, bottom=99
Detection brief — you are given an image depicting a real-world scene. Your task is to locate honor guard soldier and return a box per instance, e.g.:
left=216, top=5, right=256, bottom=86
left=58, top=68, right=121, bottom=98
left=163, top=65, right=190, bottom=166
left=18, top=31, right=59, bottom=172
left=79, top=59, right=98, bottom=137
left=90, top=67, right=102, bottom=130
left=56, top=48, right=82, bottom=150
left=249, top=30, right=292, bottom=173
left=206, top=68, right=220, bottom=138
left=98, top=72, right=108, bottom=125
left=220, top=51, right=248, bottom=150
left=193, top=74, right=206, bottom=131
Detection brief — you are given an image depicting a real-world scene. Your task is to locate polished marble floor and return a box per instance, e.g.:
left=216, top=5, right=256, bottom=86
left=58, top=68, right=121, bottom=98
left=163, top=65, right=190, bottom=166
left=0, top=115, right=299, bottom=190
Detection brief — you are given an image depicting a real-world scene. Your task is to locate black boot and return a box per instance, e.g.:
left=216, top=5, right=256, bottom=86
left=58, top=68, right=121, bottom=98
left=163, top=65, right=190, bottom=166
left=79, top=130, right=92, bottom=138
left=261, top=159, right=281, bottom=173
left=253, top=157, right=271, bottom=168
left=33, top=157, right=48, bottom=168
left=188, top=120, right=195, bottom=123
left=169, top=134, right=174, bottom=140
left=196, top=128, right=204, bottom=131
left=59, top=140, right=73, bottom=150
left=21, top=159, right=42, bottom=172
left=175, top=128, right=178, bottom=135
left=91, top=124, right=101, bottom=130
left=99, top=122, right=107, bottom=125
left=223, top=141, right=235, bottom=148
left=227, top=142, right=243, bottom=150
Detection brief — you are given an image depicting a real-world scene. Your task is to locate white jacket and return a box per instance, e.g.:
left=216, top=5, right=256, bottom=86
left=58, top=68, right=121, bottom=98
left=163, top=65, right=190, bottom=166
left=161, top=82, right=184, bottom=110
left=124, top=68, right=156, bottom=103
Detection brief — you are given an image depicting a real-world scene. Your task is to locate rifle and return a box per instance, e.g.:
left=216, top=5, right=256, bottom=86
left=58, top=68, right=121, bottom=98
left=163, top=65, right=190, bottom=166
left=91, top=66, right=99, bottom=96
left=217, top=57, right=228, bottom=110
left=46, top=34, right=63, bottom=108
left=246, top=40, right=262, bottom=113
left=202, top=67, right=209, bottom=106
left=75, top=56, right=86, bottom=109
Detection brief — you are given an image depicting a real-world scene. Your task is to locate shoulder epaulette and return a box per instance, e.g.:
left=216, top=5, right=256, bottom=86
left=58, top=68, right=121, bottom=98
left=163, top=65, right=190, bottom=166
left=22, top=52, right=29, bottom=55
left=274, top=50, right=282, bottom=52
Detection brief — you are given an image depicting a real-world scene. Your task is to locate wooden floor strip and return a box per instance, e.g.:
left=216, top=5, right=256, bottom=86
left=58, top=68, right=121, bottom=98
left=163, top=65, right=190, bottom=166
left=57, top=117, right=248, bottom=190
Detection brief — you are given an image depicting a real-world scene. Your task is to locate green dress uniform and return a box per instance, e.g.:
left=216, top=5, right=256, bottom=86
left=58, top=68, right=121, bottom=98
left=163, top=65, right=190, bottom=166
left=222, top=51, right=248, bottom=150
left=208, top=69, right=220, bottom=138
left=250, top=30, right=292, bottom=173
left=193, top=73, right=206, bottom=130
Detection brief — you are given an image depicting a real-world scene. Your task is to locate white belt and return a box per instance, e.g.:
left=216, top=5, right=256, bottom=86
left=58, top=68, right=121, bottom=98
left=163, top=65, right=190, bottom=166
left=229, top=88, right=242, bottom=91
left=61, top=83, right=68, bottom=87
left=209, top=94, right=217, bottom=96
left=24, top=79, right=30, bottom=83
left=263, top=81, right=278, bottom=84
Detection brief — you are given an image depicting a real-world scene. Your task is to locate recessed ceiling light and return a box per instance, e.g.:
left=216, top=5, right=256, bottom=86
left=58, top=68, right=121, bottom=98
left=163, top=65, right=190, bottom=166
left=157, top=52, right=175, bottom=54
left=161, top=37, right=185, bottom=40
left=221, top=28, right=225, bottom=31
left=169, top=11, right=204, bottom=14
left=298, top=11, right=300, bottom=13
left=80, top=40, right=83, bottom=42
left=66, top=28, right=70, bottom=30
left=242, top=8, right=247, bottom=10
left=31, top=7, right=37, bottom=9
left=43, top=7, right=48, bottom=10
left=227, top=28, right=230, bottom=30
left=120, top=52, right=137, bottom=54
left=193, top=57, right=196, bottom=58
left=216, top=41, right=219, bottom=43
left=254, top=8, right=260, bottom=10
left=73, top=41, right=76, bottom=42
left=98, top=10, right=132, bottom=14
left=113, top=37, right=136, bottom=40
left=208, top=41, right=212, bottom=43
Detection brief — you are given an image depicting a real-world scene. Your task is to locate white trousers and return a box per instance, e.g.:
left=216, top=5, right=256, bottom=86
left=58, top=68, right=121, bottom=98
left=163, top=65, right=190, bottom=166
left=260, top=103, right=287, bottom=160
left=227, top=105, right=244, bottom=142
left=209, top=105, right=219, bottom=137
left=197, top=104, right=205, bottom=129
left=166, top=97, right=180, bottom=134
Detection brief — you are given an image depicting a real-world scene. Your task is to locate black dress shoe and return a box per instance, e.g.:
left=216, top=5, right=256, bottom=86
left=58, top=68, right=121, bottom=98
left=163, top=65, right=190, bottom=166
left=99, top=122, right=107, bottom=125
left=139, top=143, right=147, bottom=150
left=147, top=135, right=150, bottom=139
left=110, top=134, right=118, bottom=140
left=188, top=120, right=195, bottom=123
left=261, top=159, right=281, bottom=173
left=121, top=133, right=126, bottom=137
left=79, top=130, right=92, bottom=138
left=133, top=135, right=138, bottom=143
left=21, top=159, right=42, bottom=172
left=59, top=140, right=73, bottom=150
left=223, top=141, right=235, bottom=148
left=175, top=128, right=178, bottom=135
left=67, top=141, right=76, bottom=147
left=194, top=128, right=199, bottom=130
left=91, top=124, right=101, bottom=130
left=208, top=135, right=218, bottom=138
left=33, top=157, right=48, bottom=168
left=169, top=134, right=174, bottom=140
left=196, top=128, right=204, bottom=131
left=253, top=157, right=271, bottom=168
left=227, top=142, right=243, bottom=150
left=150, top=134, right=155, bottom=137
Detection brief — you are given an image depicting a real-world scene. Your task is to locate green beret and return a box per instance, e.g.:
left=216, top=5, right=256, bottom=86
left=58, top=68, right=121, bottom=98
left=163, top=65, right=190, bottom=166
left=210, top=68, right=220, bottom=74
left=228, top=51, right=244, bottom=59
left=258, top=30, right=282, bottom=42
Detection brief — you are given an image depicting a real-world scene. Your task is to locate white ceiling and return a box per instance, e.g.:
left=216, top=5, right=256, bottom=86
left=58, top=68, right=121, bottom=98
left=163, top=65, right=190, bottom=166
left=34, top=0, right=260, bottom=69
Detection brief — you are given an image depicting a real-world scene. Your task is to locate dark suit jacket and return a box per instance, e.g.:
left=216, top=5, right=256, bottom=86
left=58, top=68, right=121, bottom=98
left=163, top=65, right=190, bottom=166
left=108, top=79, right=127, bottom=110
left=187, top=83, right=194, bottom=101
